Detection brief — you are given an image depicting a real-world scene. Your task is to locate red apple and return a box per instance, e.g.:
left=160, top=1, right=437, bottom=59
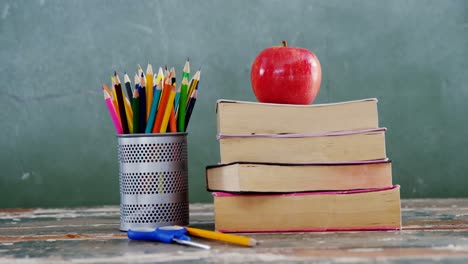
left=250, top=41, right=322, bottom=105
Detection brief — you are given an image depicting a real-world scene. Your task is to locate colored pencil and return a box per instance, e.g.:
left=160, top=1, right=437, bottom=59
left=187, top=70, right=200, bottom=105
left=164, top=65, right=169, bottom=78
left=173, top=59, right=188, bottom=114
left=124, top=97, right=133, bottom=133
left=138, top=73, right=147, bottom=133
left=160, top=84, right=176, bottom=133
left=185, top=227, right=257, bottom=247
left=177, top=77, right=189, bottom=132
left=169, top=109, right=177, bottom=132
left=145, top=76, right=163, bottom=133
left=156, top=67, right=164, bottom=85
left=108, top=78, right=121, bottom=121
left=102, top=84, right=119, bottom=120
left=184, top=90, right=197, bottom=131
left=170, top=67, right=176, bottom=86
left=137, top=64, right=143, bottom=79
left=182, top=57, right=190, bottom=81
left=123, top=73, right=133, bottom=100
left=145, top=64, right=153, bottom=121
left=122, top=74, right=134, bottom=133
left=113, top=72, right=129, bottom=134
left=152, top=78, right=172, bottom=133
left=132, top=89, right=139, bottom=134
left=103, top=89, right=123, bottom=134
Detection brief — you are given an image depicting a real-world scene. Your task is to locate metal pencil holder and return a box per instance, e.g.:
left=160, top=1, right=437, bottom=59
left=117, top=133, right=189, bottom=231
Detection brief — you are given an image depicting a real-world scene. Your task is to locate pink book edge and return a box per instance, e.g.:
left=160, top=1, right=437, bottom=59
left=217, top=226, right=402, bottom=233
left=212, top=185, right=400, bottom=197
left=217, top=127, right=386, bottom=140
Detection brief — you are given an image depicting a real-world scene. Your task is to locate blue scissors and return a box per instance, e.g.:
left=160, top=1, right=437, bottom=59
left=127, top=226, right=211, bottom=250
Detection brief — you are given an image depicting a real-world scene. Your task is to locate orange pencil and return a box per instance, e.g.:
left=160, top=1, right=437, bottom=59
left=152, top=78, right=172, bottom=133
left=159, top=85, right=176, bottom=133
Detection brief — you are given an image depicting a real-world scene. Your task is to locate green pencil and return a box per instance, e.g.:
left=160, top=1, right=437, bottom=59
left=177, top=77, right=189, bottom=132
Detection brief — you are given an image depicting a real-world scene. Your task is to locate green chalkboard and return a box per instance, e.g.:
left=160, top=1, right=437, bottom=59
left=0, top=0, right=467, bottom=208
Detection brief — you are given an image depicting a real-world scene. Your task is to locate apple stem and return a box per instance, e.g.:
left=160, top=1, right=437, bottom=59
left=282, top=40, right=287, bottom=47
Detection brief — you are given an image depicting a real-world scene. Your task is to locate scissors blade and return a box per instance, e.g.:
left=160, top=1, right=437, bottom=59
left=172, top=238, right=211, bottom=250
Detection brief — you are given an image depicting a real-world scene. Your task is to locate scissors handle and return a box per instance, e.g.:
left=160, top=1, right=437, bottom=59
left=127, top=226, right=210, bottom=249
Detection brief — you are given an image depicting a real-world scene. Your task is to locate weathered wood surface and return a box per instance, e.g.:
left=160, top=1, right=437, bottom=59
left=0, top=199, right=467, bottom=263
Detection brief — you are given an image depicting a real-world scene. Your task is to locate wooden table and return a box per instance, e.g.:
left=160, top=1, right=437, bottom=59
left=0, top=199, right=467, bottom=263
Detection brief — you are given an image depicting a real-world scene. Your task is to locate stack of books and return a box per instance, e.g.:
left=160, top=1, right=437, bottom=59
left=206, top=99, right=401, bottom=233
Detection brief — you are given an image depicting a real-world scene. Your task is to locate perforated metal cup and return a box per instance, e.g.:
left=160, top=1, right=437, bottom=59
left=117, top=133, right=189, bottom=231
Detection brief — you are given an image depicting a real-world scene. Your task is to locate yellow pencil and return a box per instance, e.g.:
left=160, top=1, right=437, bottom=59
left=146, top=64, right=153, bottom=121
left=156, top=67, right=164, bottom=85
left=159, top=84, right=176, bottom=133
left=124, top=97, right=133, bottom=133
left=185, top=227, right=257, bottom=247
left=187, top=70, right=200, bottom=105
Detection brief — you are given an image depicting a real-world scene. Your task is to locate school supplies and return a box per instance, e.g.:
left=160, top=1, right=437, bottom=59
left=160, top=84, right=176, bottom=133
left=152, top=78, right=172, bottom=133
left=128, top=226, right=210, bottom=250
left=187, top=70, right=200, bottom=105
left=145, top=64, right=153, bottom=120
left=185, top=90, right=197, bottom=131
left=185, top=226, right=257, bottom=247
left=138, top=73, right=147, bottom=133
left=123, top=73, right=133, bottom=101
left=113, top=73, right=129, bottom=134
left=127, top=225, right=256, bottom=248
left=132, top=89, right=140, bottom=135
left=208, top=98, right=401, bottom=232
left=101, top=61, right=201, bottom=134
left=103, top=89, right=123, bottom=134
left=177, top=77, right=189, bottom=132
left=145, top=76, right=162, bottom=134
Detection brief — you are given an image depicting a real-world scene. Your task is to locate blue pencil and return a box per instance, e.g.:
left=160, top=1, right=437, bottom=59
left=145, top=79, right=162, bottom=133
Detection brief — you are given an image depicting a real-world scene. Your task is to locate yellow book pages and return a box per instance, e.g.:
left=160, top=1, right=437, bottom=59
left=217, top=98, right=378, bottom=135
left=213, top=186, right=401, bottom=232
left=219, top=129, right=387, bottom=164
left=206, top=160, right=392, bottom=192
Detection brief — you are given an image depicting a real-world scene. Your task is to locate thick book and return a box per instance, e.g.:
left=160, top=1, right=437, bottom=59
left=218, top=128, right=387, bottom=164
left=216, top=98, right=378, bottom=135
left=213, top=185, right=401, bottom=233
left=206, top=160, right=392, bottom=193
